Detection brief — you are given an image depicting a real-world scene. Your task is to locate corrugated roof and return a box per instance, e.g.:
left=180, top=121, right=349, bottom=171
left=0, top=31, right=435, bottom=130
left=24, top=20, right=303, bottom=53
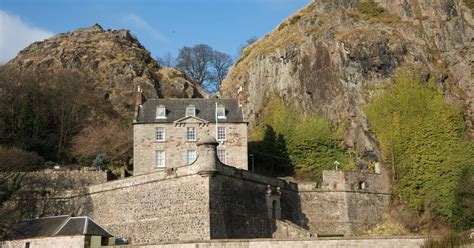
left=5, top=216, right=113, bottom=240
left=136, top=99, right=245, bottom=123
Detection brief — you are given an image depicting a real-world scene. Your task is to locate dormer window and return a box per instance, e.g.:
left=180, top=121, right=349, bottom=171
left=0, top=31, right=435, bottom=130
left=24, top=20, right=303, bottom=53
left=186, top=105, right=196, bottom=117
left=156, top=105, right=166, bottom=119
left=216, top=104, right=226, bottom=119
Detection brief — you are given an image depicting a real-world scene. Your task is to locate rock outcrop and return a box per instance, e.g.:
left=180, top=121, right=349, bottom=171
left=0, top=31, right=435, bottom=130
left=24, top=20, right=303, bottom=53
left=5, top=24, right=205, bottom=114
left=220, top=0, right=473, bottom=159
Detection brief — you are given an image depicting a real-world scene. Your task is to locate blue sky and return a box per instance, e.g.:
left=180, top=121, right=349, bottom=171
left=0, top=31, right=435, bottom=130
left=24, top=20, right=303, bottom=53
left=0, top=0, right=310, bottom=63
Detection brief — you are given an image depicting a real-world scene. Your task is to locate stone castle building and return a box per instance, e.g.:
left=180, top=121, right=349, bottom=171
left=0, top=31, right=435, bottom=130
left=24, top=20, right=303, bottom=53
left=133, top=94, right=248, bottom=175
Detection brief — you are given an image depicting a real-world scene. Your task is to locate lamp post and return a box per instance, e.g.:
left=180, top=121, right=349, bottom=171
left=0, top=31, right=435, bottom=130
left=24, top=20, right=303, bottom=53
left=334, top=161, right=340, bottom=171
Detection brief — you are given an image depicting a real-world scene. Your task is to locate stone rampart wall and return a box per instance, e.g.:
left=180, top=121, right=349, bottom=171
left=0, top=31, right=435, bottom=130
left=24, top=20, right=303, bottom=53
left=218, top=164, right=298, bottom=190
left=321, top=170, right=390, bottom=193
left=298, top=171, right=391, bottom=236
left=209, top=164, right=303, bottom=239
left=45, top=167, right=390, bottom=242
left=30, top=158, right=391, bottom=244
left=53, top=168, right=211, bottom=245
left=113, top=237, right=425, bottom=248
left=24, top=168, right=107, bottom=190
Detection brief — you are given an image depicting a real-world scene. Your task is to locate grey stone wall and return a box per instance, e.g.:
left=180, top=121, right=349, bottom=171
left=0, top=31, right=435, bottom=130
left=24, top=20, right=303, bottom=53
left=299, top=171, right=391, bottom=236
left=209, top=174, right=274, bottom=239
left=133, top=122, right=248, bottom=175
left=23, top=168, right=107, bottom=190
left=52, top=169, right=211, bottom=245
left=209, top=165, right=303, bottom=239
left=1, top=235, right=86, bottom=248
left=112, top=237, right=426, bottom=248
left=320, top=170, right=390, bottom=193
left=1, top=169, right=106, bottom=220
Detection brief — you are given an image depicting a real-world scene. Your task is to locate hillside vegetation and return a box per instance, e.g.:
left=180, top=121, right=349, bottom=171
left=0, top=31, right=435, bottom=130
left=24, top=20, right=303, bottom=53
left=0, top=67, right=132, bottom=168
left=366, top=71, right=474, bottom=230
left=249, top=98, right=354, bottom=181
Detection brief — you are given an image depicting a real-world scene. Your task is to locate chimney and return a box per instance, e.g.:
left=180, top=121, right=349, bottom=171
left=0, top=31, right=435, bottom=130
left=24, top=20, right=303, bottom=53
left=237, top=86, right=245, bottom=107
left=135, top=85, right=144, bottom=106
left=134, top=86, right=145, bottom=123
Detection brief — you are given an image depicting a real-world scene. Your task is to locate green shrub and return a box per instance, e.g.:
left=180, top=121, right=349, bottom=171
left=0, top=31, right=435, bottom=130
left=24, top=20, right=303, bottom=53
left=450, top=165, right=474, bottom=230
left=92, top=153, right=110, bottom=170
left=289, top=15, right=302, bottom=25
left=366, top=71, right=474, bottom=228
left=356, top=0, right=386, bottom=17
left=250, top=98, right=353, bottom=181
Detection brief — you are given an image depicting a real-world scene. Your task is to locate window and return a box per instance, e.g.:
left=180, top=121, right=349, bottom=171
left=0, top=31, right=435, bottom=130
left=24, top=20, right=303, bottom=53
left=186, top=127, right=196, bottom=141
left=186, top=105, right=196, bottom=117
left=187, top=150, right=197, bottom=164
left=216, top=105, right=226, bottom=119
left=217, top=127, right=226, bottom=141
left=156, top=105, right=166, bottom=119
left=25, top=242, right=30, bottom=248
left=155, top=127, right=165, bottom=141
left=217, top=149, right=226, bottom=164
left=155, top=150, right=166, bottom=168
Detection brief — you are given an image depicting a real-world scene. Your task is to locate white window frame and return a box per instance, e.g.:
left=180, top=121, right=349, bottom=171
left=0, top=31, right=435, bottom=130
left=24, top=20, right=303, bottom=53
left=186, top=105, right=196, bottom=117
left=217, top=149, right=226, bottom=164
left=217, top=106, right=226, bottom=119
left=217, top=126, right=226, bottom=141
left=186, top=150, right=197, bottom=164
left=186, top=127, right=196, bottom=141
left=155, top=150, right=166, bottom=168
left=155, top=127, right=165, bottom=141
left=156, top=106, right=166, bottom=119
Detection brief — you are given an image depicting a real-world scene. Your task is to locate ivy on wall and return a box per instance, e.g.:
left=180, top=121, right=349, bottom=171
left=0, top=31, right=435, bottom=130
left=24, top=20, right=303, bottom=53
left=365, top=71, right=474, bottom=229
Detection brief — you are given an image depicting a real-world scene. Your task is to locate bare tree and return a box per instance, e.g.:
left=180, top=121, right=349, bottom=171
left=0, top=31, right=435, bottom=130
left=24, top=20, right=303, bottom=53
left=176, top=44, right=233, bottom=92
left=0, top=67, right=99, bottom=162
left=211, top=51, right=233, bottom=88
left=50, top=71, right=96, bottom=161
left=69, top=119, right=132, bottom=164
left=177, top=44, right=213, bottom=86
left=157, top=52, right=175, bottom=67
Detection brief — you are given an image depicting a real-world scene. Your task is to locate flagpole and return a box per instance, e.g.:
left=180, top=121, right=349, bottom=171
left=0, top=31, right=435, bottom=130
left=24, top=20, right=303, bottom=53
left=215, top=102, right=218, bottom=140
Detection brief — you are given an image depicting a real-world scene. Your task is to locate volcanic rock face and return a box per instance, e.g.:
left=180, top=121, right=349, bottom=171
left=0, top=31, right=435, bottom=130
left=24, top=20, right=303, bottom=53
left=220, top=0, right=473, bottom=159
left=5, top=24, right=205, bottom=114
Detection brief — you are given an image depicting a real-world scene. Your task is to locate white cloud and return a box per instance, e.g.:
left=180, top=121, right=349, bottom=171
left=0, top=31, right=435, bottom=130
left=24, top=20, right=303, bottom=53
left=0, top=10, right=53, bottom=63
left=124, top=14, right=168, bottom=43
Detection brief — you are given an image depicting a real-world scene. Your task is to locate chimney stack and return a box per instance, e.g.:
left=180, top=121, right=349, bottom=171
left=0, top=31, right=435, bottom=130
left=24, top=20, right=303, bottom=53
left=134, top=86, right=145, bottom=123
left=135, top=85, right=144, bottom=106
left=237, top=86, right=245, bottom=107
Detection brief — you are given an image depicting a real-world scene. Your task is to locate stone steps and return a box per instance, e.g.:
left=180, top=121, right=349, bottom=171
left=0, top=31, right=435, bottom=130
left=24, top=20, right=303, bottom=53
left=273, top=219, right=315, bottom=239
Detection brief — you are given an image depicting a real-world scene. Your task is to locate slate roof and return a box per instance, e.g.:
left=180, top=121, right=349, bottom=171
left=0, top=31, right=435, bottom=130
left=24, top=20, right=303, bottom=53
left=136, top=99, right=245, bottom=123
left=5, top=216, right=113, bottom=240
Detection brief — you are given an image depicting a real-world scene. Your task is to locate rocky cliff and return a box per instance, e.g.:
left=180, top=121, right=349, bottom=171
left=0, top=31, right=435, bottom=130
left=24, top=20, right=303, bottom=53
left=220, top=0, right=473, bottom=160
left=4, top=24, right=205, bottom=114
